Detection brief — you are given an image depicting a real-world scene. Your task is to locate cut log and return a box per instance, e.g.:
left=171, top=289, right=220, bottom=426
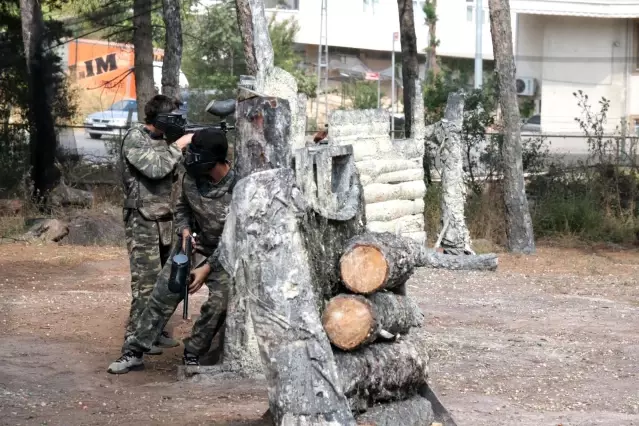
left=322, top=293, right=423, bottom=351
left=355, top=396, right=435, bottom=426
left=334, top=338, right=429, bottom=412
left=224, top=168, right=355, bottom=426
left=420, top=251, right=498, bottom=272
left=340, top=233, right=498, bottom=287
left=340, top=233, right=422, bottom=294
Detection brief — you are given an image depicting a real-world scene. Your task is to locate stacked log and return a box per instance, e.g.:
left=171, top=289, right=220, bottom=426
left=320, top=231, right=457, bottom=425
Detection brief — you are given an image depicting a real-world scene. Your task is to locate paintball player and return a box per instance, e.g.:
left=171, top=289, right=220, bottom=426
left=108, top=127, right=234, bottom=374
left=120, top=94, right=192, bottom=354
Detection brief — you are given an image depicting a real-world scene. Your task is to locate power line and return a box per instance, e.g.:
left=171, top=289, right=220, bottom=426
left=45, top=0, right=162, bottom=52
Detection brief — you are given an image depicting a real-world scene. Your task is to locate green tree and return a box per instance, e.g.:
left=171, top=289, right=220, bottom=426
left=181, top=2, right=316, bottom=97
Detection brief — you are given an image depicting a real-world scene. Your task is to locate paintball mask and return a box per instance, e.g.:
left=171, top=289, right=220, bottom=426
left=184, top=128, right=228, bottom=177
left=154, top=112, right=187, bottom=142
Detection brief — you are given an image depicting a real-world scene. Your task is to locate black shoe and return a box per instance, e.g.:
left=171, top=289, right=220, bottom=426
left=183, top=350, right=199, bottom=366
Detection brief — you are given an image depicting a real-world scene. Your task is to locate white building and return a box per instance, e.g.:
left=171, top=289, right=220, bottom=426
left=196, top=1, right=639, bottom=136
left=512, top=0, right=639, bottom=134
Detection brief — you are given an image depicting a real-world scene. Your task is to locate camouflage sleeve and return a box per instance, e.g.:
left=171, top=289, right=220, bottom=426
left=174, top=173, right=192, bottom=235
left=123, top=130, right=182, bottom=180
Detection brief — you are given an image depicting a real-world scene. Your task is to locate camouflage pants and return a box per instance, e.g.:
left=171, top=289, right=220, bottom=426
left=123, top=251, right=230, bottom=356
left=123, top=210, right=171, bottom=341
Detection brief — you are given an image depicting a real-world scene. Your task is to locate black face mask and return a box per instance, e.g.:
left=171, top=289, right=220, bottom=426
left=154, top=112, right=187, bottom=143
left=184, top=145, right=220, bottom=177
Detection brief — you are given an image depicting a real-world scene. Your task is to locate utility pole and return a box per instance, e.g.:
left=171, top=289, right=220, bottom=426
left=391, top=31, right=398, bottom=139
left=316, top=0, right=329, bottom=126
left=474, top=0, right=483, bottom=89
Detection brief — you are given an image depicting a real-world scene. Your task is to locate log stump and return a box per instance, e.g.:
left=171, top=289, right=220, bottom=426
left=322, top=293, right=423, bottom=351
left=226, top=167, right=355, bottom=425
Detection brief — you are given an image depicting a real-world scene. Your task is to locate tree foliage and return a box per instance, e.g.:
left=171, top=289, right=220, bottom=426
left=181, top=2, right=316, bottom=97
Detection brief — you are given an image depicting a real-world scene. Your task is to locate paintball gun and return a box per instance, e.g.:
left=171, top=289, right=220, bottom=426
left=168, top=234, right=193, bottom=319
left=155, top=99, right=237, bottom=142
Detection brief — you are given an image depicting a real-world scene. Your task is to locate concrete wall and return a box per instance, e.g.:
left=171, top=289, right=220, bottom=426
left=328, top=109, right=426, bottom=244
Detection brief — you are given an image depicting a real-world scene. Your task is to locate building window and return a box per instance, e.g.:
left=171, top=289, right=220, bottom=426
left=466, top=5, right=473, bottom=22
left=265, top=0, right=299, bottom=10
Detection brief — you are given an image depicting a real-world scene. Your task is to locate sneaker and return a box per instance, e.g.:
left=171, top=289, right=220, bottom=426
left=156, top=331, right=179, bottom=348
left=147, top=345, right=163, bottom=355
left=183, top=350, right=199, bottom=366
left=107, top=351, right=144, bottom=374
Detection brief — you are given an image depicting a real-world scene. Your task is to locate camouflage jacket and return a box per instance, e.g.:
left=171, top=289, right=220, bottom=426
left=120, top=124, right=182, bottom=221
left=174, top=167, right=237, bottom=266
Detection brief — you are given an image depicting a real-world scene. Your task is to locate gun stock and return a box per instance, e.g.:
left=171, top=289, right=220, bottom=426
left=183, top=236, right=192, bottom=320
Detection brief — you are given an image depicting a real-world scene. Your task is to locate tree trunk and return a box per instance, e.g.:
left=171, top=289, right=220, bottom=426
left=161, top=0, right=183, bottom=98
left=340, top=232, right=421, bottom=294
left=334, top=339, right=429, bottom=412
left=322, top=293, right=424, bottom=351
left=396, top=0, right=419, bottom=138
left=234, top=96, right=292, bottom=179
left=435, top=93, right=473, bottom=255
left=20, top=0, right=60, bottom=203
left=216, top=95, right=293, bottom=376
left=488, top=0, right=535, bottom=254
left=355, top=396, right=435, bottom=426
left=234, top=0, right=274, bottom=91
left=133, top=0, right=156, bottom=119
left=226, top=168, right=356, bottom=426
left=426, top=0, right=439, bottom=76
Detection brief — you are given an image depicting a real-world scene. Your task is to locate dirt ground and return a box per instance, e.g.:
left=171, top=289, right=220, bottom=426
left=0, top=242, right=637, bottom=426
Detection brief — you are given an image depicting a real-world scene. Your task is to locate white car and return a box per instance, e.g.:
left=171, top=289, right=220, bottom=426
left=84, top=99, right=138, bottom=139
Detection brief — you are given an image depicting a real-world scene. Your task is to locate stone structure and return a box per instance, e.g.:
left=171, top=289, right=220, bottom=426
left=328, top=107, right=427, bottom=245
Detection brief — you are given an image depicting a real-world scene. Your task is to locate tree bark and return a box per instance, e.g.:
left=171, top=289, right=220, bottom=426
left=322, top=293, right=424, bottom=351
left=215, top=95, right=293, bottom=376
left=133, top=0, right=156, bottom=119
left=355, top=396, right=435, bottom=426
left=426, top=0, right=439, bottom=76
left=435, top=93, right=473, bottom=255
left=334, top=339, right=429, bottom=412
left=226, top=168, right=356, bottom=426
left=234, top=96, right=292, bottom=179
left=396, top=0, right=419, bottom=138
left=488, top=0, right=535, bottom=254
left=295, top=144, right=367, bottom=306
left=234, top=0, right=274, bottom=91
left=420, top=251, right=498, bottom=271
left=20, top=0, right=60, bottom=203
left=161, top=0, right=183, bottom=98
left=340, top=232, right=421, bottom=294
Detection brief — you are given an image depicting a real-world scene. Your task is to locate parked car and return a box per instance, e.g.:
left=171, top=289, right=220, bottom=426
left=83, top=99, right=138, bottom=139
left=521, top=114, right=541, bottom=133
left=84, top=96, right=190, bottom=139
